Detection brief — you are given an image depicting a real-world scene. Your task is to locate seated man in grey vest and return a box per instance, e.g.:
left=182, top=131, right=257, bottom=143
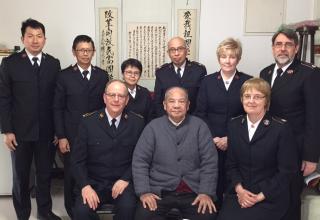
left=133, top=86, right=218, bottom=220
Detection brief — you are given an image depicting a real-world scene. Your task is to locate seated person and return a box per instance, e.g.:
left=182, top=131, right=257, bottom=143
left=133, top=86, right=218, bottom=220
left=217, top=78, right=298, bottom=220
left=71, top=80, right=145, bottom=220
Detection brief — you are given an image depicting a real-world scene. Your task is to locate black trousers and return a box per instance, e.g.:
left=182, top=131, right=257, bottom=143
left=62, top=152, right=75, bottom=218
left=280, top=173, right=303, bottom=220
left=11, top=140, right=56, bottom=220
left=73, top=183, right=137, bottom=220
left=135, top=192, right=217, bottom=220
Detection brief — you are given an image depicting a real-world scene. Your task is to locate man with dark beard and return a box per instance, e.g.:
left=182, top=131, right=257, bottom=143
left=260, top=27, right=320, bottom=220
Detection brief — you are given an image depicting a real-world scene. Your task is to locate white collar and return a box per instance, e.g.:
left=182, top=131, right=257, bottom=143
left=25, top=49, right=42, bottom=64
left=168, top=116, right=185, bottom=127
left=105, top=109, right=122, bottom=127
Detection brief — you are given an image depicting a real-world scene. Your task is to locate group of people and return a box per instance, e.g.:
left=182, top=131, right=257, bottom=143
left=0, top=18, right=319, bottom=220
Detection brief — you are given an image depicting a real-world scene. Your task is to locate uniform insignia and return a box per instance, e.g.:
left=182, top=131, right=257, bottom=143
left=272, top=116, right=287, bottom=124
left=129, top=111, right=144, bottom=119
left=99, top=112, right=104, bottom=118
left=217, top=74, right=222, bottom=79
left=124, top=114, right=128, bottom=119
left=235, top=74, right=239, bottom=79
left=241, top=118, right=245, bottom=124
left=263, top=119, right=270, bottom=126
left=21, top=53, right=27, bottom=58
left=268, top=70, right=272, bottom=75
left=301, top=61, right=316, bottom=69
left=92, top=66, right=96, bottom=71
left=73, top=65, right=78, bottom=71
left=82, top=111, right=96, bottom=117
left=287, top=69, right=294, bottom=75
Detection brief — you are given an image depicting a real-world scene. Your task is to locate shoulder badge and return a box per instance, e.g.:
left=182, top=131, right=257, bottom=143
left=301, top=61, right=316, bottom=69
left=129, top=111, right=144, bottom=119
left=82, top=111, right=97, bottom=118
left=231, top=115, right=243, bottom=121
left=272, top=116, right=287, bottom=124
left=156, top=63, right=170, bottom=70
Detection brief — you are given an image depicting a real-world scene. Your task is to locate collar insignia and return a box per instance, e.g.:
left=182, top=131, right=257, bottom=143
left=263, top=119, right=270, bottom=126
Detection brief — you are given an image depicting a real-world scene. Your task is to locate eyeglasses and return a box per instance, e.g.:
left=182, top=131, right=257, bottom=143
left=168, top=47, right=186, bottom=54
left=124, top=71, right=140, bottom=77
left=105, top=93, right=127, bottom=100
left=76, top=49, right=94, bottom=54
left=243, top=94, right=265, bottom=101
left=273, top=42, right=296, bottom=49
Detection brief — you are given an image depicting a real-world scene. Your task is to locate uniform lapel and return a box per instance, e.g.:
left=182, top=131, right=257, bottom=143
left=227, top=71, right=241, bottom=92
left=264, top=65, right=275, bottom=85
left=88, top=65, right=99, bottom=89
left=97, top=110, right=115, bottom=138
left=72, top=64, right=88, bottom=86
left=271, top=61, right=297, bottom=93
left=116, top=113, right=128, bottom=136
left=239, top=116, right=250, bottom=144
left=216, top=72, right=226, bottom=91
left=250, top=115, right=271, bottom=144
left=20, top=50, right=37, bottom=76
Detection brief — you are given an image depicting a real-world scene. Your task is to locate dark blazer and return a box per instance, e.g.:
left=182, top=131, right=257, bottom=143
left=0, top=49, right=60, bottom=141
left=195, top=71, right=251, bottom=138
left=125, top=84, right=154, bottom=123
left=223, top=114, right=298, bottom=219
left=53, top=64, right=109, bottom=143
left=154, top=59, right=207, bottom=116
left=260, top=59, right=320, bottom=162
left=71, top=109, right=145, bottom=191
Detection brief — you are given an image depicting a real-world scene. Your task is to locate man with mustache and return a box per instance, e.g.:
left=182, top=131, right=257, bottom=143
left=260, top=27, right=320, bottom=220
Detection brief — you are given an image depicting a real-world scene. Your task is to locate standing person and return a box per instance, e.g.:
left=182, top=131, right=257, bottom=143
left=53, top=35, right=109, bottom=218
left=133, top=87, right=218, bottom=220
left=121, top=58, right=154, bottom=123
left=72, top=80, right=145, bottom=220
left=195, top=38, right=251, bottom=208
left=260, top=27, right=320, bottom=220
left=154, top=36, right=207, bottom=116
left=0, top=18, right=61, bottom=220
left=217, top=78, right=298, bottom=220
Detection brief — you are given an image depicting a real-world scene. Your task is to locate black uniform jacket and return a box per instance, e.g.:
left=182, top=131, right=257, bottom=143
left=226, top=114, right=299, bottom=215
left=195, top=70, right=251, bottom=137
left=71, top=109, right=145, bottom=191
left=0, top=49, right=60, bottom=140
left=125, top=84, right=154, bottom=123
left=54, top=64, right=109, bottom=143
left=260, top=59, right=320, bottom=162
left=154, top=59, right=207, bottom=116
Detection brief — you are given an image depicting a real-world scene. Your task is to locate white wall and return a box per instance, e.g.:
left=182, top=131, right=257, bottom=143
left=199, top=0, right=314, bottom=76
left=0, top=0, right=315, bottom=78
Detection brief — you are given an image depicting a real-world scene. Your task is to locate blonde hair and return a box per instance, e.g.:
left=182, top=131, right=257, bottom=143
left=240, top=78, right=271, bottom=110
left=216, top=38, right=242, bottom=61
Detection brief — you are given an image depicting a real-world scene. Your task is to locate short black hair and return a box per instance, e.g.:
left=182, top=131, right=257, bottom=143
left=21, top=18, right=45, bottom=37
left=272, top=27, right=298, bottom=45
left=72, top=35, right=95, bottom=50
left=121, top=58, right=143, bottom=74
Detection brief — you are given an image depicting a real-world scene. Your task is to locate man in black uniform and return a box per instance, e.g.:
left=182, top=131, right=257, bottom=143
left=260, top=27, right=320, bottom=220
left=154, top=36, right=207, bottom=116
left=0, top=18, right=61, bottom=220
left=53, top=35, right=109, bottom=218
left=72, top=80, right=145, bottom=220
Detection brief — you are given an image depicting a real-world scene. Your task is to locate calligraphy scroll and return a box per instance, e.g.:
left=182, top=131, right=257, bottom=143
left=127, top=23, right=168, bottom=79
left=178, top=9, right=197, bottom=61
left=99, top=8, right=118, bottom=79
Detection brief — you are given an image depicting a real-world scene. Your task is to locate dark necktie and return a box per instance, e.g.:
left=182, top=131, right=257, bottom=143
left=82, top=70, right=89, bottom=81
left=273, top=68, right=283, bottom=87
left=32, top=57, right=40, bottom=73
left=177, top=67, right=181, bottom=78
left=111, top=118, right=117, bottom=133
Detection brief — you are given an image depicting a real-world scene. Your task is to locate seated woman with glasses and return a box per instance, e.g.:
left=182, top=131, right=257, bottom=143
left=121, top=58, right=154, bottom=124
left=217, top=78, right=299, bottom=220
left=195, top=38, right=252, bottom=208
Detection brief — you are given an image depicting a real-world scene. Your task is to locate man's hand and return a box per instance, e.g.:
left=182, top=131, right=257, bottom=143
left=140, top=193, right=161, bottom=211
left=213, top=137, right=228, bottom=151
left=4, top=133, right=18, bottom=151
left=301, top=160, right=317, bottom=176
left=81, top=185, right=100, bottom=210
left=191, top=194, right=217, bottom=214
left=58, top=138, right=70, bottom=153
left=112, top=180, right=129, bottom=199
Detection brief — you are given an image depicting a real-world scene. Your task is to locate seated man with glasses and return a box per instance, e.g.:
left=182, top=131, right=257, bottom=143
left=71, top=80, right=145, bottom=220
left=154, top=36, right=207, bottom=117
